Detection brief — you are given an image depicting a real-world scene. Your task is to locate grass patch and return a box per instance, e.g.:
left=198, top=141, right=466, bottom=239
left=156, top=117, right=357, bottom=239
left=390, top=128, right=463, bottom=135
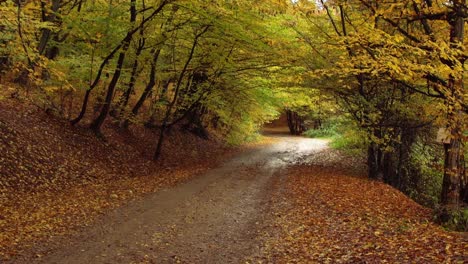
left=304, top=117, right=366, bottom=155
left=303, top=127, right=336, bottom=138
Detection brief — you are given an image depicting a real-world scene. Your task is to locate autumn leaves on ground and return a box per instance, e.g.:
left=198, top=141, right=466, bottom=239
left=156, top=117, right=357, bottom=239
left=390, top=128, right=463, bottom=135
left=0, top=98, right=235, bottom=260
left=261, top=166, right=466, bottom=263
left=0, top=97, right=466, bottom=263
left=1, top=0, right=468, bottom=262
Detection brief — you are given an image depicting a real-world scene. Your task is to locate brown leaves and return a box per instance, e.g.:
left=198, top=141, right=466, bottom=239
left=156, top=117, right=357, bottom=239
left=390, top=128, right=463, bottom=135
left=0, top=98, right=235, bottom=260
left=257, top=165, right=467, bottom=263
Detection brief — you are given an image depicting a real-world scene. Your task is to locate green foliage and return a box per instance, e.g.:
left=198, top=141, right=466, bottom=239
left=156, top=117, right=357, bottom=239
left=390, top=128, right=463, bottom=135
left=1, top=0, right=465, bottom=216
left=303, top=118, right=337, bottom=138
left=407, top=140, right=444, bottom=207
left=436, top=208, right=468, bottom=232
left=330, top=130, right=367, bottom=155
left=205, top=76, right=281, bottom=145
left=303, top=127, right=335, bottom=138
left=304, top=116, right=367, bottom=155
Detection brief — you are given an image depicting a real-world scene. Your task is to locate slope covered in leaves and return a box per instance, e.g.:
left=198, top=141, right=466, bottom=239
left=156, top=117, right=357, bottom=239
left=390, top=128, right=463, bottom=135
left=256, top=156, right=467, bottom=263
left=0, top=96, right=235, bottom=260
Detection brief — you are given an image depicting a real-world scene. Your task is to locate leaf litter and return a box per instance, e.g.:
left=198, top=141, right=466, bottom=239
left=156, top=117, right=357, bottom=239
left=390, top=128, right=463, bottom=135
left=0, top=99, right=238, bottom=260
left=1, top=98, right=466, bottom=262
left=253, top=150, right=467, bottom=263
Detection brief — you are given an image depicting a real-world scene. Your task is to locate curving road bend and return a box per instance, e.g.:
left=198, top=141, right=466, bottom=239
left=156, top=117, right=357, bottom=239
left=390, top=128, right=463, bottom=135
left=12, top=133, right=330, bottom=264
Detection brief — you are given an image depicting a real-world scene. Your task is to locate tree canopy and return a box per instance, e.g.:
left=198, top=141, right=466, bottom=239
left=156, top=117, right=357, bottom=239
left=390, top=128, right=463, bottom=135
left=0, top=0, right=466, bottom=222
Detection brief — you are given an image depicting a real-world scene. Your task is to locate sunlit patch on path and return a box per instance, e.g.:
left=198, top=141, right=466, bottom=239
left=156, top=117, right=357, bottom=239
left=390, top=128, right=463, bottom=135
left=7, top=134, right=465, bottom=263
left=8, top=135, right=327, bottom=263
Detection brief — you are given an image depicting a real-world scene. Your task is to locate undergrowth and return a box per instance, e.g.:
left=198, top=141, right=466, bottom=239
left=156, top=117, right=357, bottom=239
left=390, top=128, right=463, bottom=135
left=304, top=117, right=367, bottom=155
left=303, top=116, right=467, bottom=229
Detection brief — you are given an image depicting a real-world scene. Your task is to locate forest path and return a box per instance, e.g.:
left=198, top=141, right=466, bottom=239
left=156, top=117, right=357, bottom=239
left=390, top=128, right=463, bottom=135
left=14, top=132, right=328, bottom=264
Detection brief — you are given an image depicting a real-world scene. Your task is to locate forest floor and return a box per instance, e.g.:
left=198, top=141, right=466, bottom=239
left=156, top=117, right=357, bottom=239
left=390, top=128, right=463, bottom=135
left=0, top=96, right=243, bottom=261
left=1, top=94, right=467, bottom=263
left=3, top=125, right=467, bottom=263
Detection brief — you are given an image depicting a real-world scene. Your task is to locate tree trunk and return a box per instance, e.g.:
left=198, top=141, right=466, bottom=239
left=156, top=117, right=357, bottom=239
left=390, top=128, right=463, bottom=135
left=38, top=0, right=60, bottom=58
left=382, top=151, right=396, bottom=185
left=180, top=103, right=209, bottom=139
left=367, top=128, right=385, bottom=180
left=111, top=0, right=141, bottom=118
left=442, top=141, right=462, bottom=206
left=89, top=37, right=131, bottom=134
left=112, top=41, right=144, bottom=118
left=70, top=0, right=169, bottom=125
left=122, top=49, right=161, bottom=128
left=460, top=151, right=467, bottom=203
left=154, top=26, right=210, bottom=160
left=441, top=0, right=465, bottom=209
left=70, top=44, right=123, bottom=125
left=367, top=142, right=381, bottom=179
left=286, top=110, right=305, bottom=135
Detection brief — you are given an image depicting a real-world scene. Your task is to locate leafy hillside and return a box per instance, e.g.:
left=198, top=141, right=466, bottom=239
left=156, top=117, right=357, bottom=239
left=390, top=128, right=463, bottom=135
left=256, top=162, right=467, bottom=263
left=0, top=96, right=233, bottom=259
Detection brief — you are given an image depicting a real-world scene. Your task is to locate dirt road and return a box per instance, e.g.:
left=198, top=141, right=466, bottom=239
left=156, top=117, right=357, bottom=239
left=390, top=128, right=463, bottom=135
left=11, top=134, right=329, bottom=263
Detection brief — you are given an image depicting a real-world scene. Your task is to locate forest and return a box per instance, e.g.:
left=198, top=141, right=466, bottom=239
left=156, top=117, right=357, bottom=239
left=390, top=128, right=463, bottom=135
left=0, top=0, right=467, bottom=262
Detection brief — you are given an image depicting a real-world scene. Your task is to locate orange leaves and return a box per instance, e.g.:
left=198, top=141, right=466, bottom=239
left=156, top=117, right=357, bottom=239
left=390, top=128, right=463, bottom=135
left=0, top=98, right=235, bottom=260
left=257, top=164, right=467, bottom=263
